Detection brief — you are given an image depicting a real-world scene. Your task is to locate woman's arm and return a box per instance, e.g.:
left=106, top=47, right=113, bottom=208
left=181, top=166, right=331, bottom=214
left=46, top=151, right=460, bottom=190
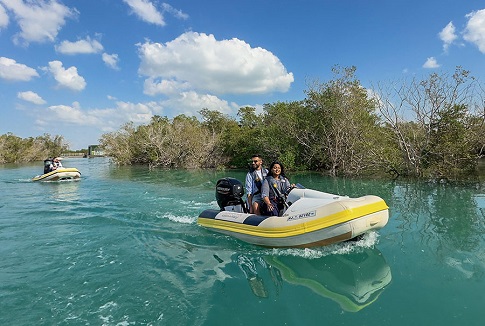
left=261, top=179, right=269, bottom=198
left=281, top=178, right=291, bottom=193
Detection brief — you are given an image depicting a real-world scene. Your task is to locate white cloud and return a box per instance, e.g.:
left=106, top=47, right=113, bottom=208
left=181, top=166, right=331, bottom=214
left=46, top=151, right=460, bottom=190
left=438, top=22, right=457, bottom=52
left=123, top=0, right=165, bottom=26
left=102, top=53, right=120, bottom=70
left=138, top=32, right=294, bottom=96
left=55, top=36, right=104, bottom=54
left=423, top=57, right=440, bottom=69
left=115, top=100, right=161, bottom=124
left=36, top=100, right=161, bottom=131
left=161, top=3, right=188, bottom=20
left=45, top=103, right=100, bottom=126
left=160, top=91, right=237, bottom=116
left=46, top=60, right=86, bottom=91
left=0, top=3, right=9, bottom=29
left=143, top=78, right=191, bottom=96
left=0, top=56, right=38, bottom=81
left=17, top=90, right=46, bottom=104
left=463, top=9, right=485, bottom=54
left=1, top=0, right=77, bottom=45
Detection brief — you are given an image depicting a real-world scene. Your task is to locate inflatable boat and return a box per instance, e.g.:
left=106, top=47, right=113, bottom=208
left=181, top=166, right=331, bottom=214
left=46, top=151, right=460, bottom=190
left=198, top=178, right=389, bottom=248
left=32, top=168, right=81, bottom=182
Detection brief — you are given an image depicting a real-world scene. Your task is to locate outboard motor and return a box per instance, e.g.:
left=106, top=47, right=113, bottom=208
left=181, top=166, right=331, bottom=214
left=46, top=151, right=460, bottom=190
left=43, top=159, right=52, bottom=174
left=215, top=177, right=247, bottom=213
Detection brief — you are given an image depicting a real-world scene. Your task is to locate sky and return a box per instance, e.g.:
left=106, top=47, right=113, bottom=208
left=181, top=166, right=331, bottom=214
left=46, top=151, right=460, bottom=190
left=1, top=0, right=485, bottom=149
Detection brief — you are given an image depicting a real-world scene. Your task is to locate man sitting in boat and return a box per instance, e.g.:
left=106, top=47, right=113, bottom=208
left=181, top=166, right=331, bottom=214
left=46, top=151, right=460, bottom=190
left=49, top=157, right=63, bottom=172
left=261, top=161, right=293, bottom=216
left=245, top=154, right=268, bottom=215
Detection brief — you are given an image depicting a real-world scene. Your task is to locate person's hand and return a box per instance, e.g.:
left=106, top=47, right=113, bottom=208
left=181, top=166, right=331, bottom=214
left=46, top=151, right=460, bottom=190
left=285, top=184, right=296, bottom=195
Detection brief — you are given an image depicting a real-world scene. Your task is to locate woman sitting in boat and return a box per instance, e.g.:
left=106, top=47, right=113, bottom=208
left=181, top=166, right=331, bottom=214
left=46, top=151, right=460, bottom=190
left=261, top=161, right=293, bottom=216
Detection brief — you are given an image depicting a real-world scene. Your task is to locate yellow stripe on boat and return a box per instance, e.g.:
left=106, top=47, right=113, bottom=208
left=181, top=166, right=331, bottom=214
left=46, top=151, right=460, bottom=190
left=198, top=199, right=388, bottom=238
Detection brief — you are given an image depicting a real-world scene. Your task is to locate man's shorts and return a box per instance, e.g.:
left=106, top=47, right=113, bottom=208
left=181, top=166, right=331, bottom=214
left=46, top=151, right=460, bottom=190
left=251, top=193, right=263, bottom=204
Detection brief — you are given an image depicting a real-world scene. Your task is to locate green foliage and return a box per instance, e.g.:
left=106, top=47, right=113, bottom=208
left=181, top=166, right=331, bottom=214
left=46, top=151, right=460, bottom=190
left=261, top=101, right=309, bottom=170
left=425, top=104, right=478, bottom=176
left=375, top=66, right=485, bottom=178
left=223, top=107, right=267, bottom=168
left=100, top=114, right=222, bottom=168
left=99, top=122, right=137, bottom=165
left=0, top=132, right=68, bottom=164
left=200, top=108, right=240, bottom=168
left=303, top=65, right=382, bottom=175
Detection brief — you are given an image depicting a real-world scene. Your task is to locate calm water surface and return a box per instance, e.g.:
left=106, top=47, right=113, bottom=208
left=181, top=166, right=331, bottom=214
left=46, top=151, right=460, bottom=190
left=1, top=158, right=484, bottom=325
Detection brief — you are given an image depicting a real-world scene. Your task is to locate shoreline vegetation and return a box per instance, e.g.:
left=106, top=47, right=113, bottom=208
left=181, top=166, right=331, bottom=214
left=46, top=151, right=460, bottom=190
left=0, top=133, right=68, bottom=165
left=2, top=66, right=484, bottom=180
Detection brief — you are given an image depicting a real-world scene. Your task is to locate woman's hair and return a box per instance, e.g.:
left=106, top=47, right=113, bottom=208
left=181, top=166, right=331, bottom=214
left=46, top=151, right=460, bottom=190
left=268, top=161, right=286, bottom=178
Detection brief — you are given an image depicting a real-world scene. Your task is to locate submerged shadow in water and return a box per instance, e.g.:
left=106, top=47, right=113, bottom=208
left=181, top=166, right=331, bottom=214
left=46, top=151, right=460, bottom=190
left=237, top=247, right=392, bottom=312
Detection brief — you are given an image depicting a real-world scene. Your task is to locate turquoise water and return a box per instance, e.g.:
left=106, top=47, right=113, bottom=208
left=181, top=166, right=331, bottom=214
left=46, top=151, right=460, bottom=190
left=1, top=157, right=484, bottom=325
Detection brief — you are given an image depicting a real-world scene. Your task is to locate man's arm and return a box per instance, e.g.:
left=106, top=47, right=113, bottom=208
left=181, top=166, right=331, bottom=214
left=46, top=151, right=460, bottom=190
left=245, top=172, right=253, bottom=213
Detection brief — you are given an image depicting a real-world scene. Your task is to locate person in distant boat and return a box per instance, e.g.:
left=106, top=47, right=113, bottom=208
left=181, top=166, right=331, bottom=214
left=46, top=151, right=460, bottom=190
left=261, top=161, right=293, bottom=216
left=49, top=157, right=63, bottom=171
left=245, top=154, right=268, bottom=215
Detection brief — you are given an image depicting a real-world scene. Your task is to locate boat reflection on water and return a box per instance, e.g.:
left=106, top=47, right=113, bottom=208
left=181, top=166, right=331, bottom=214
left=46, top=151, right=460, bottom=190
left=237, top=247, right=392, bottom=312
left=41, top=179, right=81, bottom=202
left=237, top=255, right=282, bottom=299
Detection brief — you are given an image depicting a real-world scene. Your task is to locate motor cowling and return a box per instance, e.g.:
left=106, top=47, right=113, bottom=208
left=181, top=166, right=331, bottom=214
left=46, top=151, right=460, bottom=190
left=215, top=177, right=245, bottom=210
left=43, top=159, right=52, bottom=174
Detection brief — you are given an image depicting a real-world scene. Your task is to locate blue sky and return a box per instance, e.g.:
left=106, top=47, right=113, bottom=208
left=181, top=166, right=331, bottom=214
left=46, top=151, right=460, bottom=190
left=1, top=0, right=484, bottom=149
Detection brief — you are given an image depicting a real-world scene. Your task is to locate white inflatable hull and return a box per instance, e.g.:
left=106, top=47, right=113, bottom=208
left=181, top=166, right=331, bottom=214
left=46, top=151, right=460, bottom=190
left=32, top=168, right=81, bottom=182
left=198, top=188, right=389, bottom=248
